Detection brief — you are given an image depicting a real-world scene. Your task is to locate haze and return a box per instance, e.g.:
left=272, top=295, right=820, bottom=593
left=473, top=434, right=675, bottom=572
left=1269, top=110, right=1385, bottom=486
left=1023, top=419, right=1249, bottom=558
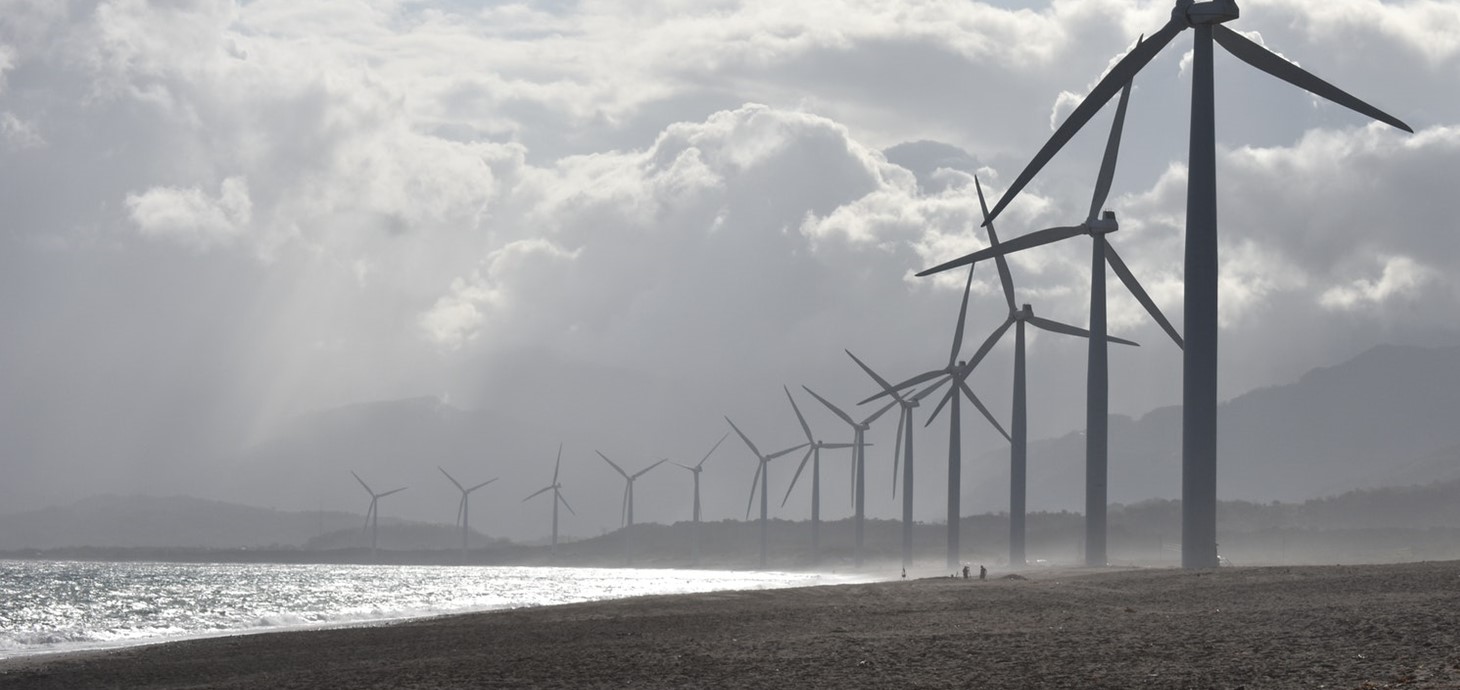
left=1, top=0, right=1457, bottom=546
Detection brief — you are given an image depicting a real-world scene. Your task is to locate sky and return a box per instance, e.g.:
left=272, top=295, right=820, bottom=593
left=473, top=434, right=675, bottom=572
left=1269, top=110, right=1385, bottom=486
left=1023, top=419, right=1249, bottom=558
left=1, top=0, right=1457, bottom=541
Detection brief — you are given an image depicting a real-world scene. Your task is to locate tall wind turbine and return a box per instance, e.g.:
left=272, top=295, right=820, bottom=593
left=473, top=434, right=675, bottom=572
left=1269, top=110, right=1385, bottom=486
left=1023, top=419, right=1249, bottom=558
left=863, top=267, right=1009, bottom=569
left=522, top=444, right=576, bottom=556
left=957, top=0, right=1410, bottom=567
left=726, top=416, right=807, bottom=568
left=918, top=85, right=1183, bottom=566
left=438, top=467, right=497, bottom=558
left=597, top=451, right=667, bottom=563
left=352, top=471, right=405, bottom=557
left=671, top=433, right=728, bottom=565
left=779, top=386, right=854, bottom=561
left=800, top=385, right=895, bottom=566
left=848, top=350, right=947, bottom=568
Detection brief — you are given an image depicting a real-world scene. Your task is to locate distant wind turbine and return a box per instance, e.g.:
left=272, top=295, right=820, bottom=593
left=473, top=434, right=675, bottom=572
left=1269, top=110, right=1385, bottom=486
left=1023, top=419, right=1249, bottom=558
left=779, top=386, right=855, bottom=561
left=918, top=85, right=1182, bottom=566
left=800, top=385, right=895, bottom=566
left=726, top=416, right=808, bottom=568
left=848, top=350, right=947, bottom=568
left=671, top=433, right=729, bottom=565
left=863, top=267, right=1009, bottom=569
left=597, top=451, right=667, bottom=563
left=352, top=471, right=405, bottom=557
left=963, top=0, right=1410, bottom=568
left=522, top=444, right=576, bottom=556
left=438, top=467, right=497, bottom=558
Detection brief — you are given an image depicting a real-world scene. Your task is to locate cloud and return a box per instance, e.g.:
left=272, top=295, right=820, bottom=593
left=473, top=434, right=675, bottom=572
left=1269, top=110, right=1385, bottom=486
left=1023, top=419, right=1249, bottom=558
left=126, top=176, right=252, bottom=251
left=1319, top=255, right=1438, bottom=310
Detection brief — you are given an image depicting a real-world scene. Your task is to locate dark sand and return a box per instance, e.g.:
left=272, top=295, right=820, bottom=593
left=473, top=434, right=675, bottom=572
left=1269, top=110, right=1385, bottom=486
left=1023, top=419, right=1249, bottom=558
left=3, top=561, right=1458, bottom=689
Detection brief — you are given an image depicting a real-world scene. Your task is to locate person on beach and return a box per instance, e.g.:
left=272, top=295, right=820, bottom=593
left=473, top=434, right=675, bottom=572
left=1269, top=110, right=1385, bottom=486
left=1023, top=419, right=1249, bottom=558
left=979, top=565, right=987, bottom=581
left=962, top=565, right=970, bottom=579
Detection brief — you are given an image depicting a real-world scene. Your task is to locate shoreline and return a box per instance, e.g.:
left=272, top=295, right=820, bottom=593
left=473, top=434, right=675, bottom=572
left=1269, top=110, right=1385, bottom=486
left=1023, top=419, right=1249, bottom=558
left=4, top=561, right=1458, bottom=688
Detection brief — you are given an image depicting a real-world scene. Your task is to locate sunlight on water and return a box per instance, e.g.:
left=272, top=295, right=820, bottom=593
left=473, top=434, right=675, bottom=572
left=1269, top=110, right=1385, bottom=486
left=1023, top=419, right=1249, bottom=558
left=0, top=560, right=861, bottom=658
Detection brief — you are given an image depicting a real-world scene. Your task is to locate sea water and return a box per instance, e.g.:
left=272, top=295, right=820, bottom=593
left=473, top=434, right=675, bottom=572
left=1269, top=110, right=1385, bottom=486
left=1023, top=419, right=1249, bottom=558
left=0, top=560, right=859, bottom=659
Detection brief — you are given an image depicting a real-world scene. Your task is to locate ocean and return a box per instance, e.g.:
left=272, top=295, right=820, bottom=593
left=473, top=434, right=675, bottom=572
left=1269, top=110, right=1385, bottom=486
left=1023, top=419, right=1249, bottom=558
left=0, top=559, right=863, bottom=659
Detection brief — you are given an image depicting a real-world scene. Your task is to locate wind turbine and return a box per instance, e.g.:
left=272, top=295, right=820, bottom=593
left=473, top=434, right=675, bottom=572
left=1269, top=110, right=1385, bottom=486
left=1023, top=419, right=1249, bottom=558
left=779, top=386, right=855, bottom=562
left=596, top=451, right=667, bottom=563
left=438, top=467, right=497, bottom=558
left=352, top=471, right=405, bottom=557
left=862, top=266, right=1009, bottom=569
left=671, top=433, right=729, bottom=565
left=847, top=350, right=947, bottom=568
left=522, top=444, right=576, bottom=556
left=799, top=385, right=895, bottom=566
left=918, top=83, right=1183, bottom=566
left=725, top=415, right=808, bottom=568
left=962, top=0, right=1410, bottom=568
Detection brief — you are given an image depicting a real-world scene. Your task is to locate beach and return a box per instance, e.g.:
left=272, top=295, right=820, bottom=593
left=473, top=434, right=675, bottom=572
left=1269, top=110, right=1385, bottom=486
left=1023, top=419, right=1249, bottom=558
left=3, top=560, right=1458, bottom=689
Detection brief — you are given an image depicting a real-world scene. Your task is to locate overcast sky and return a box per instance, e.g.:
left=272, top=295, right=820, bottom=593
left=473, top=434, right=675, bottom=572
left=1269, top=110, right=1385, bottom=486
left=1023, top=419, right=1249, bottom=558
left=1, top=0, right=1456, bottom=539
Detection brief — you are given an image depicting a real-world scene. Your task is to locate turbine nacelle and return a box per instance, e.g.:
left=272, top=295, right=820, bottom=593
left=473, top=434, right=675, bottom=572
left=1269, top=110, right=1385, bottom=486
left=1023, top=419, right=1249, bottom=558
left=1086, top=211, right=1119, bottom=236
left=1017, top=304, right=1034, bottom=321
left=1183, top=0, right=1239, bottom=26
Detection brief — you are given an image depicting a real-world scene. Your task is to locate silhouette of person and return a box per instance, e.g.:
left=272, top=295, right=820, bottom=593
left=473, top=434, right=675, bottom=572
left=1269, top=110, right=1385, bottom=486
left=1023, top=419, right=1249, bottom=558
left=901, top=567, right=906, bottom=579
left=962, top=565, right=970, bottom=579
left=979, top=565, right=987, bottom=581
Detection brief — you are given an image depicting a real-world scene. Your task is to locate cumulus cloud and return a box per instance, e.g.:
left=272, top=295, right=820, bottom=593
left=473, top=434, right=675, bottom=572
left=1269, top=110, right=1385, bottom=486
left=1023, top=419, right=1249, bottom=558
left=1319, top=255, right=1438, bottom=310
left=126, top=176, right=252, bottom=251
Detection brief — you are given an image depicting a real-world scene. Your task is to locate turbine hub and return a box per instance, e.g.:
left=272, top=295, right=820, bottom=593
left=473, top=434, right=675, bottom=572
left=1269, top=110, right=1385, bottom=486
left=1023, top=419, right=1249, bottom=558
left=1183, top=0, right=1239, bottom=26
left=1019, top=304, right=1034, bottom=320
left=1088, top=211, right=1119, bottom=235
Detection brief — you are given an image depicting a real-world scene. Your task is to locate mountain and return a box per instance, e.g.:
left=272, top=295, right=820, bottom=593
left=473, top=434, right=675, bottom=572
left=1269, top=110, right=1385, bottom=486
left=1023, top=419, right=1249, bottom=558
left=964, top=344, right=1460, bottom=511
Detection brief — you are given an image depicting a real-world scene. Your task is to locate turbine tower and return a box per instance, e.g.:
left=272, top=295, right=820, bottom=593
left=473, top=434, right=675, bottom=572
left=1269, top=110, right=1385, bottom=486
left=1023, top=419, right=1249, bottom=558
left=522, top=444, right=576, bottom=556
left=800, top=385, right=895, bottom=566
left=918, top=85, right=1182, bottom=566
left=779, top=386, right=854, bottom=562
left=596, top=451, right=667, bottom=563
left=863, top=267, right=1009, bottom=569
left=671, top=433, right=728, bottom=565
left=962, top=0, right=1409, bottom=568
left=726, top=416, right=807, bottom=568
left=438, top=467, right=498, bottom=558
left=351, top=471, right=405, bottom=557
left=848, top=350, right=946, bottom=568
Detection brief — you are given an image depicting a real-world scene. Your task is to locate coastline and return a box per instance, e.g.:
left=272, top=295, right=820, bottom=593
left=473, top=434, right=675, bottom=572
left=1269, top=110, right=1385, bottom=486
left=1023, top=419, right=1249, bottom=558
left=3, top=561, right=1458, bottom=689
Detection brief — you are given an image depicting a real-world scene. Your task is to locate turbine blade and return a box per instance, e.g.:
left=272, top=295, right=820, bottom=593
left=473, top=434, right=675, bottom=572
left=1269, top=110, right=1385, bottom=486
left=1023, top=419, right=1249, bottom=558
left=784, top=385, right=815, bottom=444
left=725, top=416, right=763, bottom=459
left=557, top=490, right=576, bottom=516
left=438, top=466, right=464, bottom=492
left=1090, top=64, right=1136, bottom=221
left=891, top=408, right=905, bottom=497
left=378, top=487, right=406, bottom=498
left=859, top=368, right=942, bottom=405
left=456, top=497, right=465, bottom=527
left=596, top=450, right=630, bottom=479
left=523, top=485, right=552, bottom=502
left=924, top=380, right=956, bottom=427
left=767, top=442, right=809, bottom=460
left=863, top=397, right=899, bottom=426
left=782, top=447, right=815, bottom=507
left=553, top=443, right=562, bottom=484
left=976, top=176, right=1017, bottom=312
left=697, top=432, right=729, bottom=468
left=362, top=501, right=374, bottom=533
left=467, top=477, right=498, bottom=493
left=1027, top=314, right=1094, bottom=339
left=621, top=486, right=629, bottom=527
left=984, top=20, right=1185, bottom=226
left=912, top=375, right=951, bottom=403
left=351, top=471, right=373, bottom=495
left=671, top=461, right=695, bottom=471
left=1105, top=240, right=1184, bottom=349
left=1212, top=24, right=1412, bottom=133
left=960, top=379, right=1011, bottom=442
left=745, top=461, right=762, bottom=520
left=917, top=226, right=1085, bottom=278
left=965, top=316, right=1015, bottom=373
left=846, top=350, right=905, bottom=404
left=803, top=385, right=856, bottom=428
left=822, top=443, right=856, bottom=450
left=633, top=458, right=667, bottom=479
left=948, top=267, right=974, bottom=368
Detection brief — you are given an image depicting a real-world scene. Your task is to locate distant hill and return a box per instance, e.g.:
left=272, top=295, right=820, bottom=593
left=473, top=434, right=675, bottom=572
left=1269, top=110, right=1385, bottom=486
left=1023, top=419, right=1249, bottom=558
left=0, top=494, right=476, bottom=551
left=965, top=344, right=1460, bottom=511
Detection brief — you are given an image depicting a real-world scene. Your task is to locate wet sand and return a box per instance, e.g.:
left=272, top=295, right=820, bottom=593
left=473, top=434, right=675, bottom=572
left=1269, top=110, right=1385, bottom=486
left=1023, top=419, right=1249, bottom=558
left=3, top=560, right=1458, bottom=689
